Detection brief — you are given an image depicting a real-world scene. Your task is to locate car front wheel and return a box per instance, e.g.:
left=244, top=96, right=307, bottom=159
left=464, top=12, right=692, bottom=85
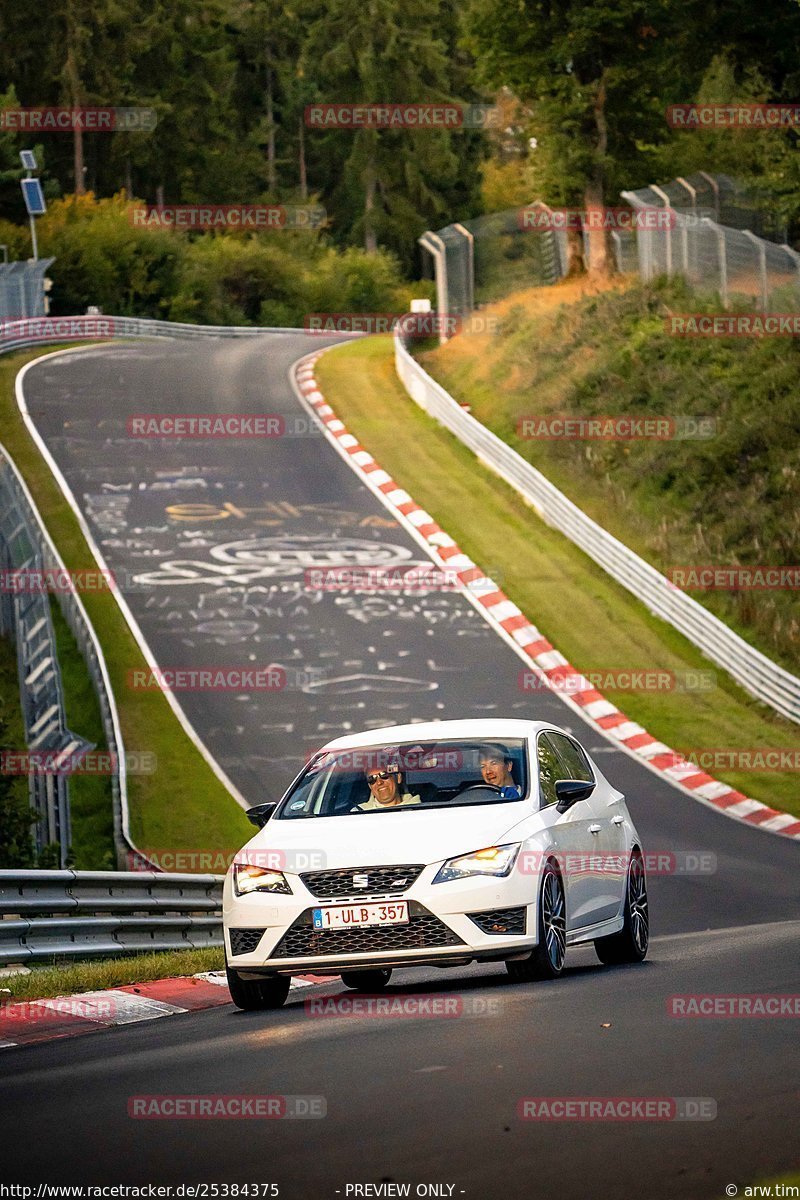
left=226, top=965, right=291, bottom=1010
left=506, top=863, right=566, bottom=983
left=594, top=849, right=649, bottom=965
left=340, top=968, right=393, bottom=991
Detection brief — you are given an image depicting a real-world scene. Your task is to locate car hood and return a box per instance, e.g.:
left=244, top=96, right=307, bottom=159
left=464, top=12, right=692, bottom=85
left=241, top=802, right=531, bottom=871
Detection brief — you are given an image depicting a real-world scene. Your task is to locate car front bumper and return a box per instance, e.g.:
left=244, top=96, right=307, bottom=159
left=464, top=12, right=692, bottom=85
left=223, top=868, right=539, bottom=976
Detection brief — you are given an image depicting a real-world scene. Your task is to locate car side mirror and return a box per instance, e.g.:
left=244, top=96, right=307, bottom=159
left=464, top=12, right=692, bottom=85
left=555, top=779, right=595, bottom=813
left=246, top=802, right=277, bottom=828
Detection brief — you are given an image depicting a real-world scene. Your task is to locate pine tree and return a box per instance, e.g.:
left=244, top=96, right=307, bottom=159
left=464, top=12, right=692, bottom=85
left=465, top=0, right=677, bottom=274
left=301, top=0, right=482, bottom=263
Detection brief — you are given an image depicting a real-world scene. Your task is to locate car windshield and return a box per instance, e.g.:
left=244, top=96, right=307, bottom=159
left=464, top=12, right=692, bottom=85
left=275, top=739, right=529, bottom=819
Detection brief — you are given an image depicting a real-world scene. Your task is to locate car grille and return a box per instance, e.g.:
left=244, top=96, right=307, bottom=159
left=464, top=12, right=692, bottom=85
left=468, top=907, right=527, bottom=935
left=299, top=864, right=425, bottom=899
left=229, top=928, right=267, bottom=956
left=270, top=902, right=464, bottom=959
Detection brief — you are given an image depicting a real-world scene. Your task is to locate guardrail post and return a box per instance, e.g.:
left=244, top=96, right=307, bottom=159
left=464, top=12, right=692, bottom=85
left=742, top=229, right=768, bottom=311
left=780, top=243, right=800, bottom=305
left=418, top=231, right=449, bottom=344
left=453, top=223, right=474, bottom=314
left=700, top=218, right=728, bottom=307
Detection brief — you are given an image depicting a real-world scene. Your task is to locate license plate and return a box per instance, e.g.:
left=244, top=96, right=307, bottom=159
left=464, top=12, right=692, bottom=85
left=312, top=901, right=409, bottom=930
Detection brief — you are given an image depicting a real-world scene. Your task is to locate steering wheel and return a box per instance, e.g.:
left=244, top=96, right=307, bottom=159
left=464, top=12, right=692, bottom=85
left=458, top=783, right=502, bottom=795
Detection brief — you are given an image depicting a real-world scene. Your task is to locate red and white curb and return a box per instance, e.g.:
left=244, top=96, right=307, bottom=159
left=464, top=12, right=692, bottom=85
left=292, top=352, right=800, bottom=843
left=0, top=972, right=332, bottom=1049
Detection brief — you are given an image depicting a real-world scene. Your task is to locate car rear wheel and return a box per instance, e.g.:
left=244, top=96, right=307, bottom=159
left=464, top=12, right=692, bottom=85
left=226, top=965, right=291, bottom=1010
left=340, top=968, right=393, bottom=991
left=506, top=863, right=566, bottom=983
left=594, top=849, right=649, bottom=965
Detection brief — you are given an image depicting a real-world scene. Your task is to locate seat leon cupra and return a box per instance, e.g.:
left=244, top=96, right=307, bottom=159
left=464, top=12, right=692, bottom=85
left=223, top=718, right=649, bottom=1009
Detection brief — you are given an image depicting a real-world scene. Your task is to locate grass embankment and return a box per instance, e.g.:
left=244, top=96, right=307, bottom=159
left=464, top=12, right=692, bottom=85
left=314, top=335, right=800, bottom=816
left=0, top=947, right=224, bottom=1003
left=49, top=599, right=115, bottom=868
left=419, top=276, right=800, bottom=675
left=0, top=630, right=32, bottom=859
left=0, top=348, right=251, bottom=862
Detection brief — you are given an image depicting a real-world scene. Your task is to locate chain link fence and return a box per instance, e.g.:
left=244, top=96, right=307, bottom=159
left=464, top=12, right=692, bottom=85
left=0, top=260, right=55, bottom=319
left=420, top=205, right=567, bottom=328
left=622, top=180, right=800, bottom=310
left=0, top=448, right=97, bottom=866
left=420, top=173, right=800, bottom=330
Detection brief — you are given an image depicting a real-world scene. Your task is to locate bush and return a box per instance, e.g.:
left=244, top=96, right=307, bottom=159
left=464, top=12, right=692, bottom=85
left=38, top=193, right=181, bottom=317
left=168, top=235, right=310, bottom=326
left=6, top=191, right=426, bottom=327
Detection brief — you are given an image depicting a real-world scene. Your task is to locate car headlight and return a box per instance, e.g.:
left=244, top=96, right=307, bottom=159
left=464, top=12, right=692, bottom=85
left=433, top=843, right=521, bottom=884
left=233, top=863, right=292, bottom=896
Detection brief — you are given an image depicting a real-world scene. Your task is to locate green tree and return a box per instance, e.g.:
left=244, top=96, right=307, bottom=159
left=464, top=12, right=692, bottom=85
left=465, top=0, right=677, bottom=274
left=124, top=0, right=256, bottom=204
left=230, top=0, right=314, bottom=197
left=301, top=0, right=482, bottom=264
left=654, top=54, right=800, bottom=235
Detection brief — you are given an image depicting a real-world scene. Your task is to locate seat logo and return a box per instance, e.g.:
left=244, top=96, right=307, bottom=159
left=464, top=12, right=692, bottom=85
left=352, top=873, right=369, bottom=888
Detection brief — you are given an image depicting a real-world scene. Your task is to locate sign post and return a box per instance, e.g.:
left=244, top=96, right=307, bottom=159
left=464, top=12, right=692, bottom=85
left=20, top=150, right=46, bottom=262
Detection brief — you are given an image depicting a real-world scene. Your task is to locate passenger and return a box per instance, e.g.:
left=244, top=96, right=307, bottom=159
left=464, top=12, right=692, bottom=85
left=478, top=744, right=522, bottom=798
left=356, top=763, right=421, bottom=810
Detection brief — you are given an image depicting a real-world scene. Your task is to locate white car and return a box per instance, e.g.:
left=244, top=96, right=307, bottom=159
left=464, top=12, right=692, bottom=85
left=223, top=718, right=649, bottom=1010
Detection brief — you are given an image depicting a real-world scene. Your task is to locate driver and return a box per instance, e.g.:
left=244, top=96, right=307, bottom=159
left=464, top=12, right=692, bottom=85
left=478, top=744, right=522, bottom=798
left=356, top=762, right=422, bottom=811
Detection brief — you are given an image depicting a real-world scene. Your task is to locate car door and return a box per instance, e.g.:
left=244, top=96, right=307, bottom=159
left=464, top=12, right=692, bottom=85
left=548, top=732, right=625, bottom=923
left=535, top=731, right=598, bottom=931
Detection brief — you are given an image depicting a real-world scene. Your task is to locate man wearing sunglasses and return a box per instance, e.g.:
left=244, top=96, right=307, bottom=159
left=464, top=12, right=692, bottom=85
left=356, top=762, right=422, bottom=811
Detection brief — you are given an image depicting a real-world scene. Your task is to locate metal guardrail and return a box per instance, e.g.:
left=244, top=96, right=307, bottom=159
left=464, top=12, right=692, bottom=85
left=0, top=313, right=324, bottom=357
left=0, top=869, right=224, bottom=964
left=0, top=450, right=95, bottom=863
left=394, top=331, right=800, bottom=726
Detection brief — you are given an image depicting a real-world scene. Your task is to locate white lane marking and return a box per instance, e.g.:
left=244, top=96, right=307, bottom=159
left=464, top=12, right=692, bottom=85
left=17, top=349, right=251, bottom=813
left=723, top=798, right=770, bottom=818
left=194, top=970, right=323, bottom=991
left=194, top=971, right=230, bottom=987
left=32, top=990, right=187, bottom=1024
left=761, top=813, right=799, bottom=831
left=485, top=600, right=521, bottom=623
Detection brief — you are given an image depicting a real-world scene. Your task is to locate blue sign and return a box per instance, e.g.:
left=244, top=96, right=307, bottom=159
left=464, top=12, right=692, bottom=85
left=21, top=178, right=46, bottom=216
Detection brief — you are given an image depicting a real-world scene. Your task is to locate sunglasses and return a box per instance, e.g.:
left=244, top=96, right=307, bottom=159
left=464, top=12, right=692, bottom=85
left=367, top=771, right=395, bottom=785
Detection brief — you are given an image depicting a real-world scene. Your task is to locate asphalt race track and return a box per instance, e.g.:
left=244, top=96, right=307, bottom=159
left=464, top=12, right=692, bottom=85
left=3, top=334, right=799, bottom=1198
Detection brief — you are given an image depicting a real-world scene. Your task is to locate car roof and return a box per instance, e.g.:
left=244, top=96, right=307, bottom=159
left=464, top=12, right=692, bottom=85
left=320, top=718, right=563, bottom=751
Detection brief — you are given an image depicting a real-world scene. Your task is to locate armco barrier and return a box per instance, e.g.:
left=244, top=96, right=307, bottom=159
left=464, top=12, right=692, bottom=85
left=0, top=313, right=339, bottom=357
left=0, top=869, right=224, bottom=964
left=394, top=330, right=800, bottom=726
left=0, top=447, right=93, bottom=864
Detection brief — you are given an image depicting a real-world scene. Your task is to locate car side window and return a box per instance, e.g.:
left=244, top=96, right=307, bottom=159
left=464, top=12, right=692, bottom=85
left=536, top=733, right=564, bottom=808
left=548, top=733, right=594, bottom=784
